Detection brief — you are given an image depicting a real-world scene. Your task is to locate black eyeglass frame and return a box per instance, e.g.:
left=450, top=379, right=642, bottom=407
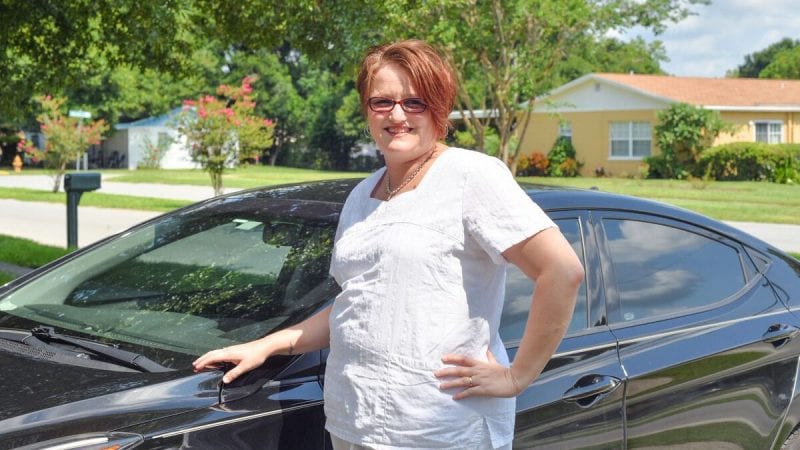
left=367, top=97, right=429, bottom=114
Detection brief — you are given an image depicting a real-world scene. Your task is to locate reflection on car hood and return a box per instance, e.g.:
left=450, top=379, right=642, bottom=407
left=0, top=350, right=221, bottom=444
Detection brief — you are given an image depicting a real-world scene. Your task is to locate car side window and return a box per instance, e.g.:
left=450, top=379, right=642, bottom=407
left=602, top=218, right=746, bottom=323
left=500, top=218, right=587, bottom=343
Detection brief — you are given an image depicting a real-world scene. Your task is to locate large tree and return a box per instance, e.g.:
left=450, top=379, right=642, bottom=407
left=379, top=0, right=708, bottom=172
left=760, top=45, right=800, bottom=80
left=730, top=38, right=800, bottom=78
left=0, top=1, right=197, bottom=124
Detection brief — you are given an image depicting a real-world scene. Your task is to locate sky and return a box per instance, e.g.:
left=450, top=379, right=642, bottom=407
left=618, top=0, right=800, bottom=78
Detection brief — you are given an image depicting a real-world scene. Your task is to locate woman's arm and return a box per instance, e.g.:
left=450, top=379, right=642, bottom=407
left=193, top=304, right=332, bottom=384
left=502, top=227, right=584, bottom=390
left=436, top=227, right=583, bottom=398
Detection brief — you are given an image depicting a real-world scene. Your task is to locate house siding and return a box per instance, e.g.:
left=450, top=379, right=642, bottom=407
left=716, top=111, right=799, bottom=145
left=520, top=110, right=660, bottom=177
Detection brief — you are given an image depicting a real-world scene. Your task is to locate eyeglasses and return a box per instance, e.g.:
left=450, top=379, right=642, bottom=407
left=367, top=97, right=429, bottom=114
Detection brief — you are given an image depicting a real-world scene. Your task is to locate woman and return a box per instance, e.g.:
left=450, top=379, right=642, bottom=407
left=193, top=39, right=584, bottom=449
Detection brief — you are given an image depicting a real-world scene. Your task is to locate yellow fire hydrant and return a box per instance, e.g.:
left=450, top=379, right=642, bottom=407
left=12, top=154, right=23, bottom=172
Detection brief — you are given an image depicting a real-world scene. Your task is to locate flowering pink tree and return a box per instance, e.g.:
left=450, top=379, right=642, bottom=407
left=178, top=77, right=275, bottom=196
left=18, top=95, right=108, bottom=192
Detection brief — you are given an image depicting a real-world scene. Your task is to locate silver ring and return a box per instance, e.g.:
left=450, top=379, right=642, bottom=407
left=466, top=376, right=474, bottom=387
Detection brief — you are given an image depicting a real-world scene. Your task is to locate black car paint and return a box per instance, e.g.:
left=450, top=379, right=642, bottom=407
left=1, top=179, right=799, bottom=449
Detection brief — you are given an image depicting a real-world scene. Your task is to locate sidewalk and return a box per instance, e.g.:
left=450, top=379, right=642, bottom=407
left=0, top=174, right=798, bottom=252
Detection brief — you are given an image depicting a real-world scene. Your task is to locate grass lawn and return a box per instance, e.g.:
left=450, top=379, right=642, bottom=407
left=102, top=165, right=371, bottom=189
left=0, top=235, right=73, bottom=268
left=0, top=187, right=190, bottom=212
left=518, top=176, right=800, bottom=225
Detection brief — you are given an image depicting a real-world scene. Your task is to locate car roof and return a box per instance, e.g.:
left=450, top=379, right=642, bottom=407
left=237, top=178, right=707, bottom=223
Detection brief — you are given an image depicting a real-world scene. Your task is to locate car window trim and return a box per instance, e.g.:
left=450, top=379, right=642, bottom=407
left=593, top=210, right=766, bottom=328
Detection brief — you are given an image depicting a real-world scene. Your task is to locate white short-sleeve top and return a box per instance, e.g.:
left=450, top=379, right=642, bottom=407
left=325, top=148, right=555, bottom=449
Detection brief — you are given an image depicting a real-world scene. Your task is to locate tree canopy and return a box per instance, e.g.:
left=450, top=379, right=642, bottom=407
left=729, top=38, right=800, bottom=78
left=2, top=0, right=708, bottom=172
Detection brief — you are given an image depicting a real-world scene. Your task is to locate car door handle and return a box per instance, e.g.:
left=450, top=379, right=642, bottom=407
left=762, top=323, right=800, bottom=348
left=562, top=374, right=622, bottom=407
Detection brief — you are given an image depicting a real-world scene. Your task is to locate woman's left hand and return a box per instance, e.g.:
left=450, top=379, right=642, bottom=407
left=434, top=351, right=523, bottom=400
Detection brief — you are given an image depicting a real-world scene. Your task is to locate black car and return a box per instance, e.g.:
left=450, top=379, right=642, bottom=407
left=2, top=179, right=800, bottom=450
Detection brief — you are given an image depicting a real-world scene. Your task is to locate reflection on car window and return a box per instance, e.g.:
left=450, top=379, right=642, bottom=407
left=603, top=218, right=745, bottom=323
left=0, top=197, right=339, bottom=363
left=500, top=219, right=587, bottom=343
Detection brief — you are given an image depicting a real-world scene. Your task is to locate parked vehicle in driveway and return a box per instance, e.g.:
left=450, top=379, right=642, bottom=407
left=2, top=178, right=800, bottom=449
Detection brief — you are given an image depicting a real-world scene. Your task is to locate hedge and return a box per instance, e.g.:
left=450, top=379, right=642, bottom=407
left=698, top=142, right=799, bottom=183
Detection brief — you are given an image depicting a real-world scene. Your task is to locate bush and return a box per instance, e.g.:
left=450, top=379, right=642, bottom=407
left=644, top=153, right=689, bottom=179
left=547, top=137, right=582, bottom=177
left=516, top=152, right=549, bottom=176
left=698, top=142, right=799, bottom=183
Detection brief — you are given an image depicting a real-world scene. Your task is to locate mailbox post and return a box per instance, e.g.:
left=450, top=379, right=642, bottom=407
left=64, top=173, right=101, bottom=248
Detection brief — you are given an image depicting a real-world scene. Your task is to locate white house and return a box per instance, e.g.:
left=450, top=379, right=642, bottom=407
left=102, top=107, right=198, bottom=170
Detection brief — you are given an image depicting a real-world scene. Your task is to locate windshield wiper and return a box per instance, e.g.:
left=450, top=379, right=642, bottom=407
left=27, top=326, right=171, bottom=373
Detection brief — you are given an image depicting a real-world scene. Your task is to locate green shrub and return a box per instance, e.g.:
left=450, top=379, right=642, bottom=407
left=547, top=137, right=582, bottom=177
left=699, top=142, right=799, bottom=183
left=645, top=153, right=689, bottom=179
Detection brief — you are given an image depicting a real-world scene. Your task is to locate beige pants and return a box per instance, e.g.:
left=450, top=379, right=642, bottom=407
left=329, top=433, right=512, bottom=450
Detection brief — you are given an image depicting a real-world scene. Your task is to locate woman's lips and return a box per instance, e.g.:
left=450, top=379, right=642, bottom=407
left=385, top=126, right=413, bottom=136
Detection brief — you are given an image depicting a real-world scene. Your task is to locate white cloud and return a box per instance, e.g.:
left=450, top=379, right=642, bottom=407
left=620, top=1, right=800, bottom=77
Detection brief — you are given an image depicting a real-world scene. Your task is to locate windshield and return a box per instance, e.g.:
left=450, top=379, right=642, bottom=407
left=0, top=194, right=340, bottom=366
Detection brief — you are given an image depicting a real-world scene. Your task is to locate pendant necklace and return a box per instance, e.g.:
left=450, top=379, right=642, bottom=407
left=384, top=148, right=436, bottom=200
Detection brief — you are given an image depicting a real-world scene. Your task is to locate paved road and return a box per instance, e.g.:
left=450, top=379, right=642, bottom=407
left=0, top=174, right=799, bottom=252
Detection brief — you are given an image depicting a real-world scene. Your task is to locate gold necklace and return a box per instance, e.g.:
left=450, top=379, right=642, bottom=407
left=384, top=149, right=436, bottom=200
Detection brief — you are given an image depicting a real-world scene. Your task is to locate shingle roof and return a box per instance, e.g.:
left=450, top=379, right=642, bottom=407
left=595, top=73, right=800, bottom=108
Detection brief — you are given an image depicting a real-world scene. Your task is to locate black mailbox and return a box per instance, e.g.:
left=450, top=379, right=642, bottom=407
left=65, top=173, right=101, bottom=192
left=65, top=172, right=102, bottom=248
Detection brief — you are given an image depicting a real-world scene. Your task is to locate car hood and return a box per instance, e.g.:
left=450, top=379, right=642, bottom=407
left=0, top=350, right=222, bottom=445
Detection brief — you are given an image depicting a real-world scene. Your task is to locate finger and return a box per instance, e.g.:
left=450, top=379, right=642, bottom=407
left=193, top=351, right=227, bottom=370
left=453, top=386, right=480, bottom=400
left=486, top=350, right=498, bottom=364
left=222, top=363, right=251, bottom=384
left=438, top=375, right=475, bottom=390
left=434, top=366, right=472, bottom=379
left=440, top=354, right=477, bottom=367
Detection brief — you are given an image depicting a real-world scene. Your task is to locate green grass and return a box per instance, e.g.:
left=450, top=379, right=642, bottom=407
left=0, top=235, right=73, bottom=267
left=0, top=187, right=190, bottom=212
left=518, top=176, right=800, bottom=224
left=102, top=165, right=370, bottom=189
left=0, top=272, right=15, bottom=285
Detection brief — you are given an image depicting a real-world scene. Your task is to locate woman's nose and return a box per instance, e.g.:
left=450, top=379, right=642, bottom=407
left=388, top=104, right=407, bottom=121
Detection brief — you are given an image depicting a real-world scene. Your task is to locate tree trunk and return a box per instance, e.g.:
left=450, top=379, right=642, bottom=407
left=210, top=171, right=223, bottom=196
left=51, top=164, right=66, bottom=193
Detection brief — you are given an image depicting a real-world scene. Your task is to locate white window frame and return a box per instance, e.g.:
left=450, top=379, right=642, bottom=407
left=752, top=120, right=783, bottom=144
left=558, top=121, right=572, bottom=141
left=609, top=121, right=652, bottom=160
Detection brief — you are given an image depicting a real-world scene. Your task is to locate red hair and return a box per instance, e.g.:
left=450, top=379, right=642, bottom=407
left=357, top=40, right=457, bottom=140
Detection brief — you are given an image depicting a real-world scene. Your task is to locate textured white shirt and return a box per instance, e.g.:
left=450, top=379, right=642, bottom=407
left=325, top=148, right=556, bottom=449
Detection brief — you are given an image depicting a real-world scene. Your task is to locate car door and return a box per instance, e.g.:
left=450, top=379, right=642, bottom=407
left=505, top=213, right=626, bottom=449
left=595, top=212, right=800, bottom=449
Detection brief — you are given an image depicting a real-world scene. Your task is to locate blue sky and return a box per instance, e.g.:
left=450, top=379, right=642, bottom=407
left=619, top=0, right=800, bottom=77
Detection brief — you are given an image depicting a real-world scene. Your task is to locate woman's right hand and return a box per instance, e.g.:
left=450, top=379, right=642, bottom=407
left=192, top=340, right=272, bottom=384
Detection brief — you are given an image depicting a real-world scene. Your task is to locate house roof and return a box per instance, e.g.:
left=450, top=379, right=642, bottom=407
left=591, top=73, right=800, bottom=110
left=115, top=106, right=186, bottom=130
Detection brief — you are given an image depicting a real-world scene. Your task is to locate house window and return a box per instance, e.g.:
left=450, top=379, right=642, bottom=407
left=610, top=122, right=651, bottom=159
left=559, top=122, right=572, bottom=142
left=754, top=121, right=783, bottom=143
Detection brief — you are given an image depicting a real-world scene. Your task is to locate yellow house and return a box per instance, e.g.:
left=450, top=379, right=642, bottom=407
left=520, top=73, right=800, bottom=176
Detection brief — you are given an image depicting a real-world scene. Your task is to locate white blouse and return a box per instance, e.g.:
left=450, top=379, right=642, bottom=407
left=325, top=148, right=555, bottom=449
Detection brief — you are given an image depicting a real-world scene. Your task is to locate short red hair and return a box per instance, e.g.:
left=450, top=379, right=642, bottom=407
left=357, top=40, right=457, bottom=140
